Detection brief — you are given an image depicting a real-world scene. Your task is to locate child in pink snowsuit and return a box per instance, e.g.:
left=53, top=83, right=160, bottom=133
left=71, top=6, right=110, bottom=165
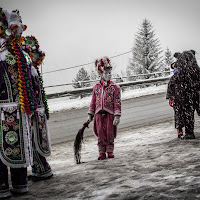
left=88, top=57, right=121, bottom=160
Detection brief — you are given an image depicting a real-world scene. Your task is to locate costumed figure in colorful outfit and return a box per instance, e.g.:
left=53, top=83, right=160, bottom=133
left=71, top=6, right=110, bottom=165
left=0, top=8, right=37, bottom=198
left=166, top=50, right=200, bottom=139
left=22, top=36, right=53, bottom=181
left=88, top=57, right=121, bottom=160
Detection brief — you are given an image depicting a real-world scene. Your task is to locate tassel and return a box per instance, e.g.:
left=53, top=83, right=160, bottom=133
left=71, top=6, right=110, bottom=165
left=1, top=110, right=5, bottom=121
left=74, top=120, right=90, bottom=164
left=17, top=109, right=20, bottom=119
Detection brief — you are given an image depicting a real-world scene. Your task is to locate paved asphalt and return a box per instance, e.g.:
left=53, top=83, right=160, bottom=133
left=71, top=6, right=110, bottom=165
left=48, top=93, right=174, bottom=144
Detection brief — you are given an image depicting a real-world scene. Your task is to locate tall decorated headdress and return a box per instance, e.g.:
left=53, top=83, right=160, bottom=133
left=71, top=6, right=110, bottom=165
left=0, top=8, right=27, bottom=41
left=0, top=8, right=36, bottom=115
left=22, top=36, right=45, bottom=68
left=95, top=56, right=112, bottom=75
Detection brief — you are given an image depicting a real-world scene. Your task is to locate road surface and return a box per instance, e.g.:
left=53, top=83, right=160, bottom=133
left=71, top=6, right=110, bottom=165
left=48, top=93, right=174, bottom=144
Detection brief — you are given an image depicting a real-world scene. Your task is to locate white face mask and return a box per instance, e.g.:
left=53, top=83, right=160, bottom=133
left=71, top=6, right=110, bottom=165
left=102, top=70, right=112, bottom=81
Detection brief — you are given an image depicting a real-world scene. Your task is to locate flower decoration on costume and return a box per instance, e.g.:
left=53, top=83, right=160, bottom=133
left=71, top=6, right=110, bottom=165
left=12, top=147, right=20, bottom=155
left=0, top=8, right=10, bottom=39
left=0, top=8, right=27, bottom=40
left=5, top=147, right=12, bottom=156
left=5, top=52, right=16, bottom=65
left=22, top=36, right=45, bottom=67
left=22, top=36, right=49, bottom=119
left=5, top=131, right=18, bottom=145
left=95, top=56, right=112, bottom=75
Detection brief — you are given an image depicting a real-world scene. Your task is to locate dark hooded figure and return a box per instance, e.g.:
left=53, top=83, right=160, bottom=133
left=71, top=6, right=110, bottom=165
left=166, top=50, right=200, bottom=139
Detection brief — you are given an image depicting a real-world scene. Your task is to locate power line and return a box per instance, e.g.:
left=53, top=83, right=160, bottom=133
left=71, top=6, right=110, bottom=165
left=43, top=50, right=132, bottom=74
left=110, top=51, right=132, bottom=58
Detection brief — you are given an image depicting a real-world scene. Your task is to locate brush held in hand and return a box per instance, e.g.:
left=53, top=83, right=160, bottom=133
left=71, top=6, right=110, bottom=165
left=74, top=120, right=90, bottom=164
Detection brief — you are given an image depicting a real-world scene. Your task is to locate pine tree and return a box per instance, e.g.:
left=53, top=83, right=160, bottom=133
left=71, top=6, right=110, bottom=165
left=164, top=47, right=174, bottom=71
left=128, top=19, right=163, bottom=77
left=72, top=67, right=91, bottom=88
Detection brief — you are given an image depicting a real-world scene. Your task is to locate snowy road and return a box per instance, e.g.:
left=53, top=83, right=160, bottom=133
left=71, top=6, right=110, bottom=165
left=48, top=93, right=174, bottom=144
left=11, top=116, right=200, bottom=200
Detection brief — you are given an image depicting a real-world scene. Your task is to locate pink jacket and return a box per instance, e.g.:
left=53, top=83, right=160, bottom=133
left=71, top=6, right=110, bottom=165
left=88, top=80, right=121, bottom=116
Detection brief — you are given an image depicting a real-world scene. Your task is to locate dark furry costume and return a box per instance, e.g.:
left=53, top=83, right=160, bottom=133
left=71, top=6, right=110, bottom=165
left=166, top=50, right=200, bottom=138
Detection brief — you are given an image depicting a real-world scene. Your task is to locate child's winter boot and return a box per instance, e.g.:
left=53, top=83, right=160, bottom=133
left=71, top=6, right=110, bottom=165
left=107, top=152, right=114, bottom=158
left=177, top=129, right=184, bottom=139
left=98, top=153, right=106, bottom=160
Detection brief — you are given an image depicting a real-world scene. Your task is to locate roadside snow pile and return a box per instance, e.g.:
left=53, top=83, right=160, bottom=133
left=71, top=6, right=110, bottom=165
left=48, top=84, right=167, bottom=113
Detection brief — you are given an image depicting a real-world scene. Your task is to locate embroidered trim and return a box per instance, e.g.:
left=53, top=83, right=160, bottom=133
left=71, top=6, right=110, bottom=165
left=37, top=70, right=49, bottom=119
left=24, top=52, right=31, bottom=65
left=5, top=52, right=16, bottom=65
left=0, top=104, right=32, bottom=167
left=3, top=72, right=12, bottom=102
left=33, top=108, right=51, bottom=157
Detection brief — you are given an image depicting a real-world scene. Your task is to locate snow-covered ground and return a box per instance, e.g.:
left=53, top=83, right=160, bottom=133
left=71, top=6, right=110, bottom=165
left=48, top=84, right=168, bottom=113
left=12, top=117, right=200, bottom=200
left=8, top=82, right=200, bottom=199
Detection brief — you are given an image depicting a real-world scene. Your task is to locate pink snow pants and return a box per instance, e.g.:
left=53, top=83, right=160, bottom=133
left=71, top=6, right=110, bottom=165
left=94, top=112, right=117, bottom=153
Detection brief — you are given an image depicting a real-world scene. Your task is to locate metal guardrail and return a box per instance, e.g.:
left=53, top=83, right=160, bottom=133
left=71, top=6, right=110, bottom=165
left=46, top=75, right=171, bottom=99
left=44, top=70, right=172, bottom=89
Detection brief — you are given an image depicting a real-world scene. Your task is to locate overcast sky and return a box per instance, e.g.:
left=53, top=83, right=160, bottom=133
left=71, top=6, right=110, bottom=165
left=1, top=0, right=200, bottom=88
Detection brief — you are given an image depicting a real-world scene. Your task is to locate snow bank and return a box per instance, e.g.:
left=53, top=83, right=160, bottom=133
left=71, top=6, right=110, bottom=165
left=48, top=84, right=168, bottom=113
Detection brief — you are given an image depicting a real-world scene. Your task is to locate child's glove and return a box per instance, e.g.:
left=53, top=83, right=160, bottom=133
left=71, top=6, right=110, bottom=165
left=113, top=115, right=120, bottom=126
left=169, top=98, right=174, bottom=107
left=173, top=68, right=178, bottom=74
left=88, top=114, right=94, bottom=122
